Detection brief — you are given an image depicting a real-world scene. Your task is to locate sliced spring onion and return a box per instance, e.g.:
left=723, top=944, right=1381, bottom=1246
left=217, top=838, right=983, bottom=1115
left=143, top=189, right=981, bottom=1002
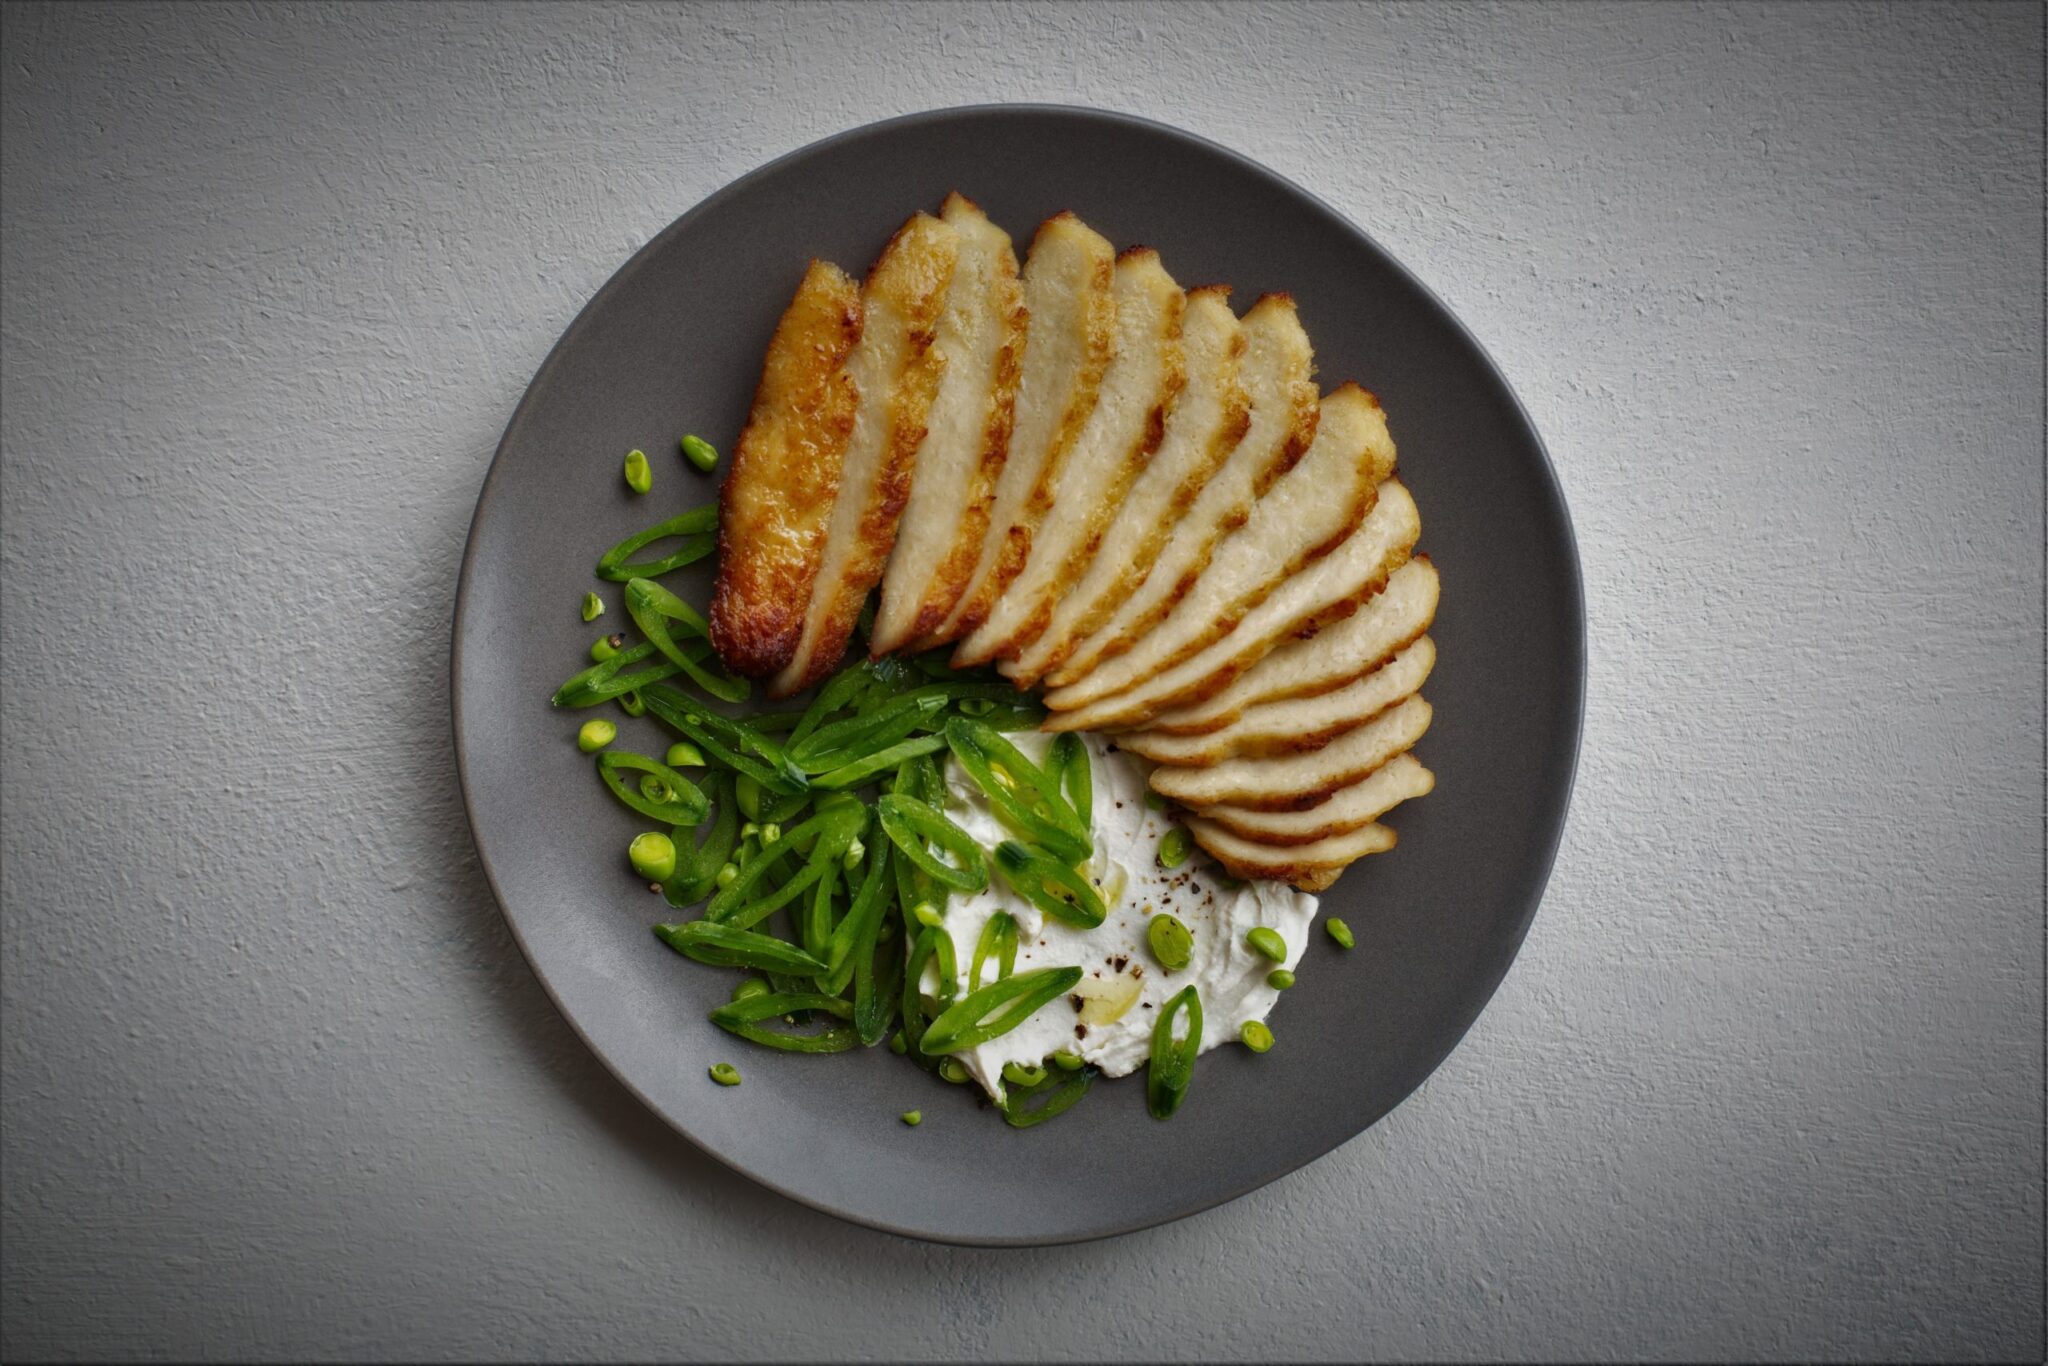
left=641, top=685, right=808, bottom=795
left=707, top=991, right=858, bottom=1053
left=875, top=794, right=988, bottom=892
left=992, top=840, right=1107, bottom=929
left=596, top=505, right=717, bottom=581
left=623, top=577, right=750, bottom=703
left=1048, top=731, right=1092, bottom=828
left=1147, top=984, right=1203, bottom=1119
left=968, top=911, right=1019, bottom=991
left=653, top=921, right=827, bottom=976
left=811, top=735, right=948, bottom=790
left=596, top=751, right=709, bottom=825
left=552, top=640, right=684, bottom=708
left=943, top=718, right=1090, bottom=863
left=998, top=1065, right=1097, bottom=1128
left=918, top=965, right=1082, bottom=1055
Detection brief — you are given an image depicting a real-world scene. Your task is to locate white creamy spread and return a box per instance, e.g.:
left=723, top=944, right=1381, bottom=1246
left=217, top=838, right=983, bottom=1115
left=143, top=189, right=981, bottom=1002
left=916, top=731, right=1318, bottom=1100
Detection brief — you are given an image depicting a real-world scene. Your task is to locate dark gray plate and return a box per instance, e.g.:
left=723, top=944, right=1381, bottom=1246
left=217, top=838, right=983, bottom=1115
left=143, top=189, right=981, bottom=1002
left=453, top=106, right=1582, bottom=1246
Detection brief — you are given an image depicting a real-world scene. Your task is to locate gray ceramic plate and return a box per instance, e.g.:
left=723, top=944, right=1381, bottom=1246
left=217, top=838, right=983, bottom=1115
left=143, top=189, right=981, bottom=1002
left=453, top=106, right=1582, bottom=1246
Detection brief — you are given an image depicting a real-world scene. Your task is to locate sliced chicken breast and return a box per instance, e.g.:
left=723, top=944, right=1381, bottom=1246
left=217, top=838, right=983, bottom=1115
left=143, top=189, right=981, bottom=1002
left=1118, top=635, right=1435, bottom=765
left=1000, top=285, right=1250, bottom=687
left=1150, top=693, right=1433, bottom=811
left=954, top=247, right=1185, bottom=667
left=1146, top=557, right=1440, bottom=736
left=1190, top=752, right=1435, bottom=846
left=918, top=213, right=1116, bottom=649
left=708, top=259, right=863, bottom=677
left=1044, top=294, right=1318, bottom=688
left=1044, top=478, right=1419, bottom=733
left=768, top=213, right=959, bottom=698
left=1185, top=819, right=1398, bottom=892
left=868, top=194, right=1025, bottom=656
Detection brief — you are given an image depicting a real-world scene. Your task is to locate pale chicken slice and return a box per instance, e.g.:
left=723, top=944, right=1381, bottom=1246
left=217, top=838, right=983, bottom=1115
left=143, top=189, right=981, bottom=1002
left=1184, top=819, right=1398, bottom=893
left=1042, top=383, right=1391, bottom=712
left=1151, top=693, right=1433, bottom=811
left=1147, top=557, right=1439, bottom=736
left=918, top=213, right=1116, bottom=649
left=868, top=194, right=1025, bottom=656
left=768, top=213, right=959, bottom=698
left=952, top=247, right=1185, bottom=666
left=709, top=259, right=863, bottom=677
left=1118, top=635, right=1435, bottom=765
left=1000, top=286, right=1250, bottom=688
left=1191, top=752, right=1435, bottom=846
left=1044, top=481, right=1421, bottom=733
left=1044, top=294, right=1318, bottom=688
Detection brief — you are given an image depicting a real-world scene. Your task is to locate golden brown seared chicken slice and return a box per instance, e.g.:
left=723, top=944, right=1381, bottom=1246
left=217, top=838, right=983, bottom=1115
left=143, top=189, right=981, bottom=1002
left=1045, top=294, right=1318, bottom=688
left=868, top=194, right=1025, bottom=656
left=956, top=247, right=1185, bottom=667
left=1044, top=479, right=1422, bottom=733
left=709, top=259, right=863, bottom=677
left=1145, top=556, right=1440, bottom=735
left=1001, top=285, right=1250, bottom=688
left=768, top=213, right=959, bottom=698
left=1118, top=635, right=1435, bottom=765
left=1183, top=819, right=1399, bottom=893
left=1191, top=752, right=1436, bottom=846
left=1043, top=384, right=1394, bottom=717
left=1150, top=692, right=1433, bottom=811
left=921, top=213, right=1117, bottom=650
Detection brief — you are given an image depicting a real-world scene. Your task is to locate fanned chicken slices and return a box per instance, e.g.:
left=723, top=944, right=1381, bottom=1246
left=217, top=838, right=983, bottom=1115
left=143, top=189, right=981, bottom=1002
left=1118, top=635, right=1435, bottom=765
left=915, top=212, right=1114, bottom=651
left=1146, top=557, right=1440, bottom=736
left=1151, top=692, right=1433, bottom=811
left=954, top=247, right=1185, bottom=667
left=1045, top=295, right=1318, bottom=688
left=708, top=259, right=863, bottom=677
left=1191, top=753, right=1436, bottom=847
left=1043, top=383, right=1391, bottom=714
left=868, top=195, right=1025, bottom=656
left=1001, top=286, right=1250, bottom=688
left=768, top=213, right=959, bottom=698
left=1044, top=479, right=1422, bottom=733
left=1185, top=819, right=1399, bottom=893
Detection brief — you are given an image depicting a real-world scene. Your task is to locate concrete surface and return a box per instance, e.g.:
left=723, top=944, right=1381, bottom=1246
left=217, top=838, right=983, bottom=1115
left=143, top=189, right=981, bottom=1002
left=2, top=2, right=2041, bottom=1360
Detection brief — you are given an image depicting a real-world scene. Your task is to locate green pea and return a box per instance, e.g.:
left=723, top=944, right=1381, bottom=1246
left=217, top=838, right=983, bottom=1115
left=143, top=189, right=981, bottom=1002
left=628, top=832, right=677, bottom=882
left=1266, top=969, right=1296, bottom=990
left=1246, top=927, right=1286, bottom=963
left=1001, top=1061, right=1048, bottom=1088
left=736, top=773, right=765, bottom=821
left=680, top=434, right=719, bottom=473
left=1326, top=918, right=1355, bottom=950
left=758, top=822, right=781, bottom=846
left=900, top=1109, right=922, bottom=1127
left=577, top=719, right=617, bottom=752
left=714, top=862, right=738, bottom=889
left=581, top=591, right=604, bottom=622
left=624, top=448, right=652, bottom=494
left=1143, top=789, right=1167, bottom=812
left=1240, top=1021, right=1275, bottom=1053
left=708, top=1062, right=742, bottom=1086
left=1049, top=1049, right=1085, bottom=1072
left=664, top=741, right=706, bottom=768
left=911, top=901, right=944, bottom=930
left=590, top=632, right=624, bottom=663
left=616, top=689, right=646, bottom=718
left=888, top=1032, right=908, bottom=1055
left=1147, top=912, right=1193, bottom=971
left=1157, top=827, right=1192, bottom=869
left=937, top=1058, right=970, bottom=1085
left=730, top=977, right=772, bottom=1003
left=739, top=822, right=761, bottom=842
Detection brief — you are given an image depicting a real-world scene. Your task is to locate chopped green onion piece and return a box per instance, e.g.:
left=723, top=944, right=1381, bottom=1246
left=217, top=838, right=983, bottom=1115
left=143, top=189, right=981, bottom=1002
left=596, top=751, right=708, bottom=824
left=1246, top=927, right=1287, bottom=963
left=1326, top=918, right=1355, bottom=950
left=811, top=734, right=948, bottom=790
left=997, top=1064, right=1097, bottom=1128
left=1147, top=912, right=1193, bottom=971
left=623, top=578, right=751, bottom=703
left=654, top=921, right=826, bottom=976
left=680, top=434, right=719, bottom=472
left=616, top=689, right=646, bottom=718
left=919, top=965, right=1082, bottom=1055
left=937, top=1058, right=971, bottom=1084
left=596, top=506, right=718, bottom=581
left=875, top=794, right=989, bottom=892
left=1240, top=1021, right=1275, bottom=1053
left=555, top=640, right=685, bottom=707
left=708, top=1062, right=742, bottom=1086
left=1001, top=1060, right=1048, bottom=1088
left=943, top=718, right=1090, bottom=863
left=707, top=991, right=857, bottom=1053
left=992, top=841, right=1107, bottom=929
left=1049, top=1049, right=1085, bottom=1072
left=1049, top=732, right=1092, bottom=828
left=1147, top=984, right=1202, bottom=1120
left=969, top=912, right=1018, bottom=991
left=577, top=719, right=617, bottom=752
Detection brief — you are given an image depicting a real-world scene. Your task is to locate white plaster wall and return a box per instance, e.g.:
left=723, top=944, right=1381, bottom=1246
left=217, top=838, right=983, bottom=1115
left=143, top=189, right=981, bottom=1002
left=2, top=2, right=2040, bottom=1359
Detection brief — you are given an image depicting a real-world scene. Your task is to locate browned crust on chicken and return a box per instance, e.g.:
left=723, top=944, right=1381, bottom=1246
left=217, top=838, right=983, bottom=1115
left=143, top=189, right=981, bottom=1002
left=709, top=259, right=862, bottom=677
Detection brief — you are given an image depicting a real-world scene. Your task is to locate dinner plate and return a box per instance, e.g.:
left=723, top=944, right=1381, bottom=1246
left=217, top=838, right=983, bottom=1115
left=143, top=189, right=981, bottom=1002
left=453, top=105, right=1583, bottom=1245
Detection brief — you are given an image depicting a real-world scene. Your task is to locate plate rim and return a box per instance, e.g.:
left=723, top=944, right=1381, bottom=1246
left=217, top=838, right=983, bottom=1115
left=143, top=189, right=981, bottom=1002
left=451, top=101, right=1587, bottom=1246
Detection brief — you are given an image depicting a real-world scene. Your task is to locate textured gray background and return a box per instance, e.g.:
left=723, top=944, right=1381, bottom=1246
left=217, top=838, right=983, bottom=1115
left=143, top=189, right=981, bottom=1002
left=2, top=1, right=2042, bottom=1360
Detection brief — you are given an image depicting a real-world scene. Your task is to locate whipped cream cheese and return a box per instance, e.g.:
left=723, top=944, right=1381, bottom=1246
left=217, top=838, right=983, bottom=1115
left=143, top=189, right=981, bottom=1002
left=917, top=731, right=1318, bottom=1100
